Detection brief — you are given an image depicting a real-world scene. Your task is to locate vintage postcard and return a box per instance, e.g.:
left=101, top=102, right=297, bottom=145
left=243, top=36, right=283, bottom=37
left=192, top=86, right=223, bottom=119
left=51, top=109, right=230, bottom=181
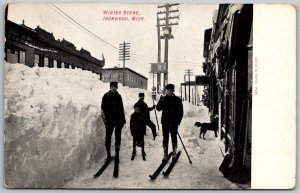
left=3, top=3, right=296, bottom=189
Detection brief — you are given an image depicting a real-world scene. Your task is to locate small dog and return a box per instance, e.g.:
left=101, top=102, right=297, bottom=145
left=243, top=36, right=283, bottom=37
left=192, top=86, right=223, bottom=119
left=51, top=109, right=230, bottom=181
left=194, top=116, right=218, bottom=140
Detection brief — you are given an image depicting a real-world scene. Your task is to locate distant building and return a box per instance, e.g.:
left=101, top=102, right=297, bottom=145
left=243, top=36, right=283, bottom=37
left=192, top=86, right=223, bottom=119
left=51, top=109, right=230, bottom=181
left=5, top=19, right=105, bottom=77
left=102, top=67, right=148, bottom=90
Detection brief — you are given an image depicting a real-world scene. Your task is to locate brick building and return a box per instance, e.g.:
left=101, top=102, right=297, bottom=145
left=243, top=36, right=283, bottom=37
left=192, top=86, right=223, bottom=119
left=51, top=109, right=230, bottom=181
left=102, top=67, right=148, bottom=90
left=5, top=19, right=105, bottom=76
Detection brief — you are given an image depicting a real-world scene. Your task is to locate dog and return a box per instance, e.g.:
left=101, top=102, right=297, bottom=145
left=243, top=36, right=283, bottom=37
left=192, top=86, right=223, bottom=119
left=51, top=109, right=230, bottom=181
left=194, top=116, right=218, bottom=140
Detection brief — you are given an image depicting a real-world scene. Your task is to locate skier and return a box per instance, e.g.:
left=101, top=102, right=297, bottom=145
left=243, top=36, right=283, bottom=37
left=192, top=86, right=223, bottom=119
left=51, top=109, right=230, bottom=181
left=156, top=84, right=183, bottom=160
left=134, top=93, right=157, bottom=140
left=130, top=104, right=147, bottom=161
left=101, top=81, right=126, bottom=163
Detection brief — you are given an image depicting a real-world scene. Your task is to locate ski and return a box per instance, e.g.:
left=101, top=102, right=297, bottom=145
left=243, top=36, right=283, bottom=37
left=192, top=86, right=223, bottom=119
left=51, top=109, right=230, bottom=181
left=113, top=159, right=119, bottom=178
left=93, top=156, right=114, bottom=178
left=149, top=152, right=172, bottom=180
left=162, top=151, right=182, bottom=177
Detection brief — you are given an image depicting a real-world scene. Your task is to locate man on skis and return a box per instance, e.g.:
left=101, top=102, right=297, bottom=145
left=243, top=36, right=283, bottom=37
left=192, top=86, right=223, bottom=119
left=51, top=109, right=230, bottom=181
left=156, top=84, right=183, bottom=160
left=134, top=93, right=157, bottom=139
left=132, top=93, right=157, bottom=160
left=130, top=104, right=147, bottom=160
left=101, top=81, right=126, bottom=163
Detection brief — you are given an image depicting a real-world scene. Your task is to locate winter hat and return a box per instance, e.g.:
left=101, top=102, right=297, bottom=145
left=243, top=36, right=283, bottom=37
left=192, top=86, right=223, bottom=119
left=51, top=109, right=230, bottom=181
left=165, top=84, right=174, bottom=90
left=139, top=93, right=145, bottom=97
left=110, top=81, right=118, bottom=87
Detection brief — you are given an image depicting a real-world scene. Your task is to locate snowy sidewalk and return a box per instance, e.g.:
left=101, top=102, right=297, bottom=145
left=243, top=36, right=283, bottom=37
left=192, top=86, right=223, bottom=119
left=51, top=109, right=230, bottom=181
left=65, top=116, right=238, bottom=189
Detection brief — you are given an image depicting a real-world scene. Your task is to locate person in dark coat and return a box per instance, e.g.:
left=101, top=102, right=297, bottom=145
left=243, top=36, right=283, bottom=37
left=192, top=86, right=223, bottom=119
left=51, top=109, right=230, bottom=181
left=134, top=93, right=157, bottom=140
left=101, top=81, right=126, bottom=162
left=156, top=84, right=183, bottom=160
left=130, top=104, right=147, bottom=160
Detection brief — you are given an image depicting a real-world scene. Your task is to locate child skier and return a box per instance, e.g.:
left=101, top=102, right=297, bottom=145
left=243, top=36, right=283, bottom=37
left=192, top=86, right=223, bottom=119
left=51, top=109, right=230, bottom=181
left=130, top=104, right=152, bottom=161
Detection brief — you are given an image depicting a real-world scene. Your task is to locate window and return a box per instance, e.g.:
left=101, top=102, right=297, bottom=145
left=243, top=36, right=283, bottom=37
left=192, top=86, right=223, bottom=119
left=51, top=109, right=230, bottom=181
left=44, top=57, right=49, bottom=67
left=53, top=60, right=57, bottom=68
left=6, top=49, right=18, bottom=64
left=19, top=51, right=25, bottom=64
left=34, top=54, right=39, bottom=66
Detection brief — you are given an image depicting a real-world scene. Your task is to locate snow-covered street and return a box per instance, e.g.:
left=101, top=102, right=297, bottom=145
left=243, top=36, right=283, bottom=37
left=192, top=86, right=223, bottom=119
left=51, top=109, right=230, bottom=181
left=4, top=63, right=239, bottom=189
left=65, top=116, right=238, bottom=189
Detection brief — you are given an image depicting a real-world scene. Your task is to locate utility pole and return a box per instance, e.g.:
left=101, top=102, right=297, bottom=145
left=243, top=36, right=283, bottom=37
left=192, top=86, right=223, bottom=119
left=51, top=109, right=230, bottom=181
left=195, top=84, right=197, bottom=106
left=184, top=74, right=187, bottom=101
left=192, top=88, right=194, bottom=105
left=180, top=85, right=182, bottom=100
left=185, top=83, right=187, bottom=101
left=185, top=69, right=193, bottom=103
left=156, top=15, right=161, bottom=93
left=149, top=72, right=157, bottom=89
left=157, top=3, right=179, bottom=89
left=119, top=41, right=130, bottom=86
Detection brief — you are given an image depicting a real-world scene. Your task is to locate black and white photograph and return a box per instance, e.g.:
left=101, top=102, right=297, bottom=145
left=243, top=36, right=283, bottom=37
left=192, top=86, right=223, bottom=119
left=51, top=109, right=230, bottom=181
left=3, top=3, right=295, bottom=189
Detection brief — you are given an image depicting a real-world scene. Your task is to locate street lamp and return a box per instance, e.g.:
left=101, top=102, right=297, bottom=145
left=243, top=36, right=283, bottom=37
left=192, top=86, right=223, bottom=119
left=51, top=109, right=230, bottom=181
left=163, top=27, right=172, bottom=37
left=162, top=26, right=172, bottom=89
left=163, top=27, right=169, bottom=35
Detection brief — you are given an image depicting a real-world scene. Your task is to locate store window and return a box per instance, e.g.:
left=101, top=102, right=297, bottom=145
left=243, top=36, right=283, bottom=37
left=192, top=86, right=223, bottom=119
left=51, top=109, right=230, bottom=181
left=118, top=74, right=122, bottom=81
left=19, top=51, right=25, bottom=64
left=44, top=57, right=49, bottom=67
left=34, top=54, right=39, bottom=67
left=53, top=60, right=57, bottom=68
left=6, top=49, right=18, bottom=64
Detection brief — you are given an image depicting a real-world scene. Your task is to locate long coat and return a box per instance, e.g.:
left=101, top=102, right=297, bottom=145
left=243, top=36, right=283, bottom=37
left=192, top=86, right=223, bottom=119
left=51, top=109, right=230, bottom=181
left=134, top=100, right=154, bottom=121
left=101, top=90, right=126, bottom=125
left=130, top=112, right=146, bottom=137
left=156, top=94, right=183, bottom=126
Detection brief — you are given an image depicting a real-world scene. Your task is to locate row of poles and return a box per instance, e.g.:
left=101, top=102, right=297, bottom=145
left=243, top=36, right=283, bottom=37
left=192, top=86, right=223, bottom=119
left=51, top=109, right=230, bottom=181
left=152, top=3, right=180, bottom=92
left=181, top=68, right=200, bottom=106
left=117, top=4, right=192, bottom=164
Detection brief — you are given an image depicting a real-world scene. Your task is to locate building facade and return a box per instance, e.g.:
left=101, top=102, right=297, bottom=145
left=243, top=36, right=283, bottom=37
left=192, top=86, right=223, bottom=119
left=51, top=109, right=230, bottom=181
left=102, top=67, right=148, bottom=90
left=202, top=4, right=252, bottom=184
left=5, top=19, right=105, bottom=76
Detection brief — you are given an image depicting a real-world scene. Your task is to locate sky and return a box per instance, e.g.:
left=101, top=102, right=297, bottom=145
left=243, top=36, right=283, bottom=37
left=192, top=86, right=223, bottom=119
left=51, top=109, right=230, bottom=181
left=8, top=3, right=218, bottom=96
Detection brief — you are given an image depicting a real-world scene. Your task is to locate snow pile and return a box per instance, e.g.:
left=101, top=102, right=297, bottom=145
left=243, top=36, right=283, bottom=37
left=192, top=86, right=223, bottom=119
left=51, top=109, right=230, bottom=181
left=4, top=62, right=208, bottom=188
left=4, top=63, right=153, bottom=188
left=182, top=101, right=209, bottom=121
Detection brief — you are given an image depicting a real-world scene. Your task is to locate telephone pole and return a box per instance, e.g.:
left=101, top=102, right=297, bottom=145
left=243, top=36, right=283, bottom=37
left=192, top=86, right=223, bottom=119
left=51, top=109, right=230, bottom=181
left=148, top=72, right=157, bottom=89
left=156, top=15, right=161, bottom=93
left=157, top=3, right=179, bottom=89
left=119, top=41, right=130, bottom=86
left=185, top=69, right=193, bottom=103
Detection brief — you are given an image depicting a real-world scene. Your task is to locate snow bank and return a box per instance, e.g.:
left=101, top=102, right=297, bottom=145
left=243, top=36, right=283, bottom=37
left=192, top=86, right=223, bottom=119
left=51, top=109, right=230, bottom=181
left=182, top=101, right=210, bottom=122
left=4, top=62, right=209, bottom=188
left=4, top=63, right=153, bottom=188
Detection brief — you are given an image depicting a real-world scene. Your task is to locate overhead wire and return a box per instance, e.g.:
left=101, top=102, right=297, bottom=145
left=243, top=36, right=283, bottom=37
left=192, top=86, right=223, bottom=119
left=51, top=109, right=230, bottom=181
left=51, top=3, right=119, bottom=50
left=49, top=4, right=201, bottom=72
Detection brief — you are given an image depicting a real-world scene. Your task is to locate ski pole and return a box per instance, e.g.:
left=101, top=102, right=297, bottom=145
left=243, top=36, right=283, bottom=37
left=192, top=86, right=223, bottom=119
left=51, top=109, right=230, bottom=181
left=177, top=132, right=192, bottom=164
left=152, top=99, right=160, bottom=130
